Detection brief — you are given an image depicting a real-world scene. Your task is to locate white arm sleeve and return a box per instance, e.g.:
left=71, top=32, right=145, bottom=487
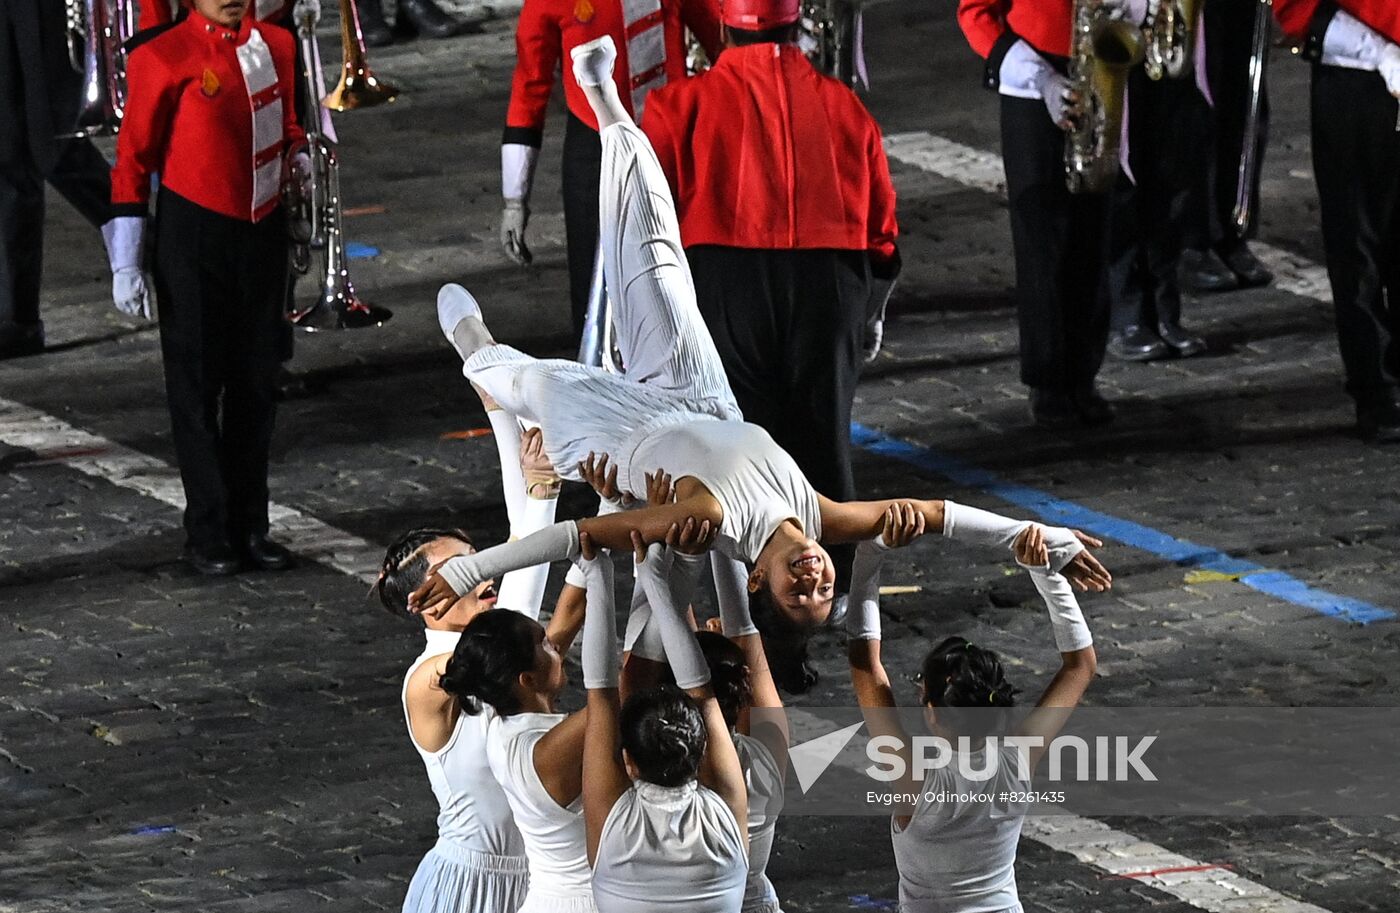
left=577, top=555, right=620, bottom=689
left=942, top=500, right=1085, bottom=574
left=1321, top=10, right=1387, bottom=69
left=1028, top=567, right=1093, bottom=653
left=438, top=521, right=580, bottom=596
left=623, top=551, right=705, bottom=661
left=501, top=143, right=540, bottom=203
left=711, top=553, right=757, bottom=638
left=637, top=545, right=711, bottom=690
left=846, top=537, right=889, bottom=641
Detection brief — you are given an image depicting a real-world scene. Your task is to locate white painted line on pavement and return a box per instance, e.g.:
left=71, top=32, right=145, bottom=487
left=0, top=396, right=383, bottom=585
left=882, top=131, right=1334, bottom=304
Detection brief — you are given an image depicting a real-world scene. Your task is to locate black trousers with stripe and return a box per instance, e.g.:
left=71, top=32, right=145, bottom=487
left=562, top=111, right=602, bottom=341
left=153, top=188, right=289, bottom=548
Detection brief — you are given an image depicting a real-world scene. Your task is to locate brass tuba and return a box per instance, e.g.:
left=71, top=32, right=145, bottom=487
left=285, top=0, right=392, bottom=330
left=1064, top=0, right=1145, bottom=194
left=63, top=0, right=136, bottom=137
left=1144, top=0, right=1203, bottom=80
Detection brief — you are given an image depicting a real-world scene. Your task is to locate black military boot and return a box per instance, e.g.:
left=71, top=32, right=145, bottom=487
left=356, top=0, right=394, bottom=47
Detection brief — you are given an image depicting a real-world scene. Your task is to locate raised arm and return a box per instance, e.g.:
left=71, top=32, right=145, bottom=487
left=845, top=508, right=924, bottom=808
left=1011, top=526, right=1098, bottom=769
left=819, top=495, right=1112, bottom=593
left=574, top=540, right=632, bottom=865
left=636, top=542, right=748, bottom=843
left=713, top=554, right=788, bottom=769
left=407, top=496, right=722, bottom=618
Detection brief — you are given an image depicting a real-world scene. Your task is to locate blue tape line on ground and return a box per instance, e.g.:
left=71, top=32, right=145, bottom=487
left=345, top=242, right=380, bottom=260
left=850, top=423, right=1394, bottom=625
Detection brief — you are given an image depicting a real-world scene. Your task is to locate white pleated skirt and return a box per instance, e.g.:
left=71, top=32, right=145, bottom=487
left=401, top=840, right=530, bottom=913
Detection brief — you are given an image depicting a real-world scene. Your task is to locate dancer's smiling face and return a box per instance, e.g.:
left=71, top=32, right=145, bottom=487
left=751, top=536, right=836, bottom=628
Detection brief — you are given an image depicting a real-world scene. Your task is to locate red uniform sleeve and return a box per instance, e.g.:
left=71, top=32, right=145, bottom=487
left=111, top=46, right=180, bottom=216
left=1272, top=0, right=1325, bottom=41
left=504, top=0, right=562, bottom=147
left=137, top=0, right=174, bottom=32
left=680, top=0, right=723, bottom=63
left=864, top=118, right=898, bottom=263
left=640, top=94, right=682, bottom=196
left=957, top=0, right=1008, bottom=58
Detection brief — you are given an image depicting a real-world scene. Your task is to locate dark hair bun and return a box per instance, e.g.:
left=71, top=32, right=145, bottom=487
left=439, top=610, right=540, bottom=716
left=921, top=636, right=1018, bottom=736
left=620, top=684, right=707, bottom=787
left=694, top=631, right=752, bottom=726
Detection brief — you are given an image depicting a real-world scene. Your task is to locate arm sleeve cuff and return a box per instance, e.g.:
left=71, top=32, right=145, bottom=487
left=984, top=29, right=1021, bottom=90
left=502, top=125, right=544, bottom=147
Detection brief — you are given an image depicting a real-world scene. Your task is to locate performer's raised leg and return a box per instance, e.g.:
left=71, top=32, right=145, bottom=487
left=571, top=36, right=739, bottom=419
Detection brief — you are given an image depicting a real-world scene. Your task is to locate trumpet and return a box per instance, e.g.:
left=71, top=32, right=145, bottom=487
left=1144, top=0, right=1203, bottom=80
left=285, top=0, right=392, bottom=330
left=1065, top=0, right=1144, bottom=194
left=63, top=0, right=135, bottom=137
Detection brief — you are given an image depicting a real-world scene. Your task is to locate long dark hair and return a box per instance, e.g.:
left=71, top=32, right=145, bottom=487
left=620, top=684, right=707, bottom=787
left=695, top=631, right=752, bottom=729
left=751, top=587, right=819, bottom=694
left=439, top=610, right=539, bottom=716
left=375, top=526, right=472, bottom=618
left=920, top=636, right=1017, bottom=738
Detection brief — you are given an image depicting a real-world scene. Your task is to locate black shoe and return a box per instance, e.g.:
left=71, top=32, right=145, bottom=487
left=1108, top=325, right=1171, bottom=362
left=1218, top=241, right=1273, bottom=288
left=184, top=541, right=242, bottom=576
left=1029, top=388, right=1079, bottom=429
left=1157, top=321, right=1207, bottom=358
left=1072, top=386, right=1116, bottom=426
left=244, top=533, right=296, bottom=571
left=356, top=0, right=395, bottom=46
left=395, top=0, right=478, bottom=39
left=0, top=321, right=45, bottom=360
left=1180, top=248, right=1239, bottom=294
left=1357, top=401, right=1400, bottom=444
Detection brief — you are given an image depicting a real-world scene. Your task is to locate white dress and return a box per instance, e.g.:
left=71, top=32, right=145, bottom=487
left=401, top=629, right=530, bottom=913
left=486, top=711, right=597, bottom=913
left=890, top=743, right=1029, bottom=913
left=591, top=780, right=749, bottom=913
left=734, top=733, right=785, bottom=913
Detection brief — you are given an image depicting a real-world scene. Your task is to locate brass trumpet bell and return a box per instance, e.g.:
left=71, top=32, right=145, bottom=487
left=322, top=0, right=400, bottom=112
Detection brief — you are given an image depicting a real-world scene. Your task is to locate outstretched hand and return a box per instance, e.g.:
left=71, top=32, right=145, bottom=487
left=1062, top=529, right=1111, bottom=592
left=408, top=560, right=460, bottom=619
left=579, top=451, right=629, bottom=504
left=629, top=516, right=716, bottom=564
left=644, top=469, right=674, bottom=506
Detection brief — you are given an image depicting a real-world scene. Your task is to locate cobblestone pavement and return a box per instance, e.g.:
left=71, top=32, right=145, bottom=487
left=3, top=3, right=1399, bottom=912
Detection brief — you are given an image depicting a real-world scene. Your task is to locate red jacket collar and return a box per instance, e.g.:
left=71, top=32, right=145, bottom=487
left=183, top=7, right=254, bottom=45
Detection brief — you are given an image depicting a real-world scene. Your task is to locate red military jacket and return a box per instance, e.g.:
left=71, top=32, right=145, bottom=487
left=958, top=0, right=1073, bottom=89
left=503, top=0, right=721, bottom=147
left=639, top=43, right=898, bottom=262
left=113, top=10, right=306, bottom=222
left=138, top=0, right=294, bottom=31
left=1274, top=0, right=1399, bottom=45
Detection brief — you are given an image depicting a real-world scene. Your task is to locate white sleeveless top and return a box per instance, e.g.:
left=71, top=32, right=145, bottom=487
left=486, top=711, right=593, bottom=900
left=591, top=780, right=748, bottom=913
left=734, top=733, right=784, bottom=912
left=628, top=421, right=822, bottom=563
left=402, top=630, right=525, bottom=858
left=890, top=743, right=1029, bottom=913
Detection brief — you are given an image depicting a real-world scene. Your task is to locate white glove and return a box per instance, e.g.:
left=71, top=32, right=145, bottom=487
left=290, top=149, right=312, bottom=199
left=292, top=0, right=321, bottom=25
left=102, top=217, right=153, bottom=320
left=1101, top=0, right=1148, bottom=24
left=500, top=198, right=532, bottom=266
left=1380, top=43, right=1400, bottom=97
left=112, top=267, right=153, bottom=320
left=1321, top=11, right=1387, bottom=68
left=1036, top=68, right=1076, bottom=129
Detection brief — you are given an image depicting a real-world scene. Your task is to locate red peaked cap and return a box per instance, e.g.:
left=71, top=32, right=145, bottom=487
left=722, top=0, right=801, bottom=29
